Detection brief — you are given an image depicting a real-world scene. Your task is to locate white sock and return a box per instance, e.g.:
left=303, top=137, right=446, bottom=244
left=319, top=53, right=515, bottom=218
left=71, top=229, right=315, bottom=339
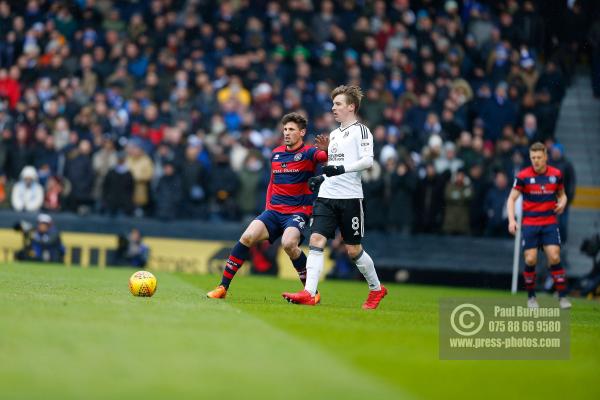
left=353, top=250, right=381, bottom=291
left=305, top=246, right=324, bottom=296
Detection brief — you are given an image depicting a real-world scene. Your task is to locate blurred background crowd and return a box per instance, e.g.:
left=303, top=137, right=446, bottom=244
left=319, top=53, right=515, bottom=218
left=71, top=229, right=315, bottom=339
left=0, top=0, right=598, bottom=239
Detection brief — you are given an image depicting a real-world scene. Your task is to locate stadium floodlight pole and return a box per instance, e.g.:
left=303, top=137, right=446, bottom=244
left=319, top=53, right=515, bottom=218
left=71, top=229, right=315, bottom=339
left=511, top=196, right=523, bottom=294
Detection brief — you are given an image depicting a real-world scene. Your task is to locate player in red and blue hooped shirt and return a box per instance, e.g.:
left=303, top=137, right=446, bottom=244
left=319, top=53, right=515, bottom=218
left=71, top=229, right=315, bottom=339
left=207, top=112, right=328, bottom=300
left=507, top=142, right=570, bottom=309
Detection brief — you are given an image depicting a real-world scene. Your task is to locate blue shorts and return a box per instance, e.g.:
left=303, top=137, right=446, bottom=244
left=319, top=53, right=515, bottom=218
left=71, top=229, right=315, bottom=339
left=522, top=224, right=561, bottom=250
left=255, top=210, right=309, bottom=244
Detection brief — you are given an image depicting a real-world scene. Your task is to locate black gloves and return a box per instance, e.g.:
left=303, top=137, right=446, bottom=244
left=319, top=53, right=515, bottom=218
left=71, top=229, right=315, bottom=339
left=308, top=175, right=325, bottom=193
left=322, top=165, right=345, bottom=177
left=308, top=166, right=345, bottom=192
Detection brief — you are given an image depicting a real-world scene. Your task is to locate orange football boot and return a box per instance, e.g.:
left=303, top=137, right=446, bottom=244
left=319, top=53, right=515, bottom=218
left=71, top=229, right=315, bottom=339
left=206, top=285, right=227, bottom=299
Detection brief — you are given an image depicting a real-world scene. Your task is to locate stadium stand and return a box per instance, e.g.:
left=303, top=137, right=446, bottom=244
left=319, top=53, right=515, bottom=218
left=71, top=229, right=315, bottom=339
left=0, top=1, right=599, bottom=254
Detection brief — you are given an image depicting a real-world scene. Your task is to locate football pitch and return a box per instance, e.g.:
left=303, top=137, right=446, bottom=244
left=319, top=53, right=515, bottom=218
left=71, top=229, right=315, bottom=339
left=1, top=263, right=599, bottom=399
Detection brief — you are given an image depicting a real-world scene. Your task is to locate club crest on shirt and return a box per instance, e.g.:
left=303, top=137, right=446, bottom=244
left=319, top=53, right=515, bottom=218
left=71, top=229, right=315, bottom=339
left=343, top=132, right=350, bottom=138
left=294, top=153, right=303, bottom=161
left=549, top=176, right=557, bottom=184
left=529, top=178, right=535, bottom=184
left=331, top=143, right=338, bottom=154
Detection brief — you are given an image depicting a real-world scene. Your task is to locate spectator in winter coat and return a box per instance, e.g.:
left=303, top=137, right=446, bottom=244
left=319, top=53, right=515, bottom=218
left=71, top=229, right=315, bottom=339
left=0, top=67, right=20, bottom=109
left=386, top=159, right=418, bottom=234
left=103, top=152, right=134, bottom=216
left=11, top=166, right=44, bottom=212
left=6, top=125, right=32, bottom=181
left=442, top=169, right=473, bottom=235
left=435, top=141, right=465, bottom=175
left=181, top=144, right=208, bottom=219
left=154, top=161, right=183, bottom=221
left=414, top=163, right=446, bottom=233
left=236, top=152, right=264, bottom=219
left=535, top=61, right=566, bottom=104
left=126, top=141, right=154, bottom=216
left=63, top=140, right=94, bottom=213
left=43, top=175, right=65, bottom=211
left=405, top=94, right=433, bottom=141
left=209, top=151, right=239, bottom=220
left=468, top=164, right=490, bottom=236
left=479, top=82, right=517, bottom=142
left=484, top=171, right=511, bottom=237
left=92, top=137, right=117, bottom=207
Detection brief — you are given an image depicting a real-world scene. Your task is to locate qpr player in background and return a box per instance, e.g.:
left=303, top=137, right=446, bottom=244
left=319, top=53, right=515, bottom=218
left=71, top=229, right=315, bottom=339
left=282, top=85, right=387, bottom=309
left=507, top=142, right=571, bottom=309
left=206, top=113, right=328, bottom=300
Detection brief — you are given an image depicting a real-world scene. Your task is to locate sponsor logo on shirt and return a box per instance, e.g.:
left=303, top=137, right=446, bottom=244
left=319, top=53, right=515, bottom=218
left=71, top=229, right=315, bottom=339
left=530, top=188, right=554, bottom=194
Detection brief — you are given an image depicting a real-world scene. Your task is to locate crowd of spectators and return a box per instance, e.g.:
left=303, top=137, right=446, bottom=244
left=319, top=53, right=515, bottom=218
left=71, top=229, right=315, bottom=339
left=0, top=0, right=594, bottom=239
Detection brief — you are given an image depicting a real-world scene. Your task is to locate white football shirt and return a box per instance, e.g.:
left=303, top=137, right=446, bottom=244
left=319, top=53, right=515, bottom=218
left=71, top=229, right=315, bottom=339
left=318, top=121, right=374, bottom=199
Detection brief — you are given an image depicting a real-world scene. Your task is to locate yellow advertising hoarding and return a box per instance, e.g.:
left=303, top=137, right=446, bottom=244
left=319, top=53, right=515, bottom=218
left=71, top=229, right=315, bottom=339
left=0, top=229, right=332, bottom=279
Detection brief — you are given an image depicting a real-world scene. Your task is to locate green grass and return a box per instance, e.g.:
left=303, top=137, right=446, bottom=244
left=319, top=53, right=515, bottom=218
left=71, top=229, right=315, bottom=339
left=0, top=263, right=599, bottom=399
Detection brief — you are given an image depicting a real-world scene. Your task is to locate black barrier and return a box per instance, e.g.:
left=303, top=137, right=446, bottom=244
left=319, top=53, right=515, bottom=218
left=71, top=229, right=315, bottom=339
left=0, top=209, right=240, bottom=240
left=0, top=209, right=586, bottom=286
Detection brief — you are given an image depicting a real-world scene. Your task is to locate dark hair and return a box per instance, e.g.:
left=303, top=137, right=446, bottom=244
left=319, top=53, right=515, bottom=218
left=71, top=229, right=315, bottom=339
left=529, top=142, right=546, bottom=153
left=281, top=112, right=307, bottom=131
left=330, top=85, right=364, bottom=113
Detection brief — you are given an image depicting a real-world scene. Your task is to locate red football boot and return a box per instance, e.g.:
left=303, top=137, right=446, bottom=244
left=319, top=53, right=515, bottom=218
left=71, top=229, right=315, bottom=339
left=362, top=285, right=388, bottom=310
left=282, top=289, right=317, bottom=306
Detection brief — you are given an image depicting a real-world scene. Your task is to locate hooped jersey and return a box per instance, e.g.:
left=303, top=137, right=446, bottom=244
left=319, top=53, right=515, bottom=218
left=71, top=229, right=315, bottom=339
left=318, top=121, right=374, bottom=199
left=266, top=144, right=327, bottom=215
left=513, top=165, right=564, bottom=226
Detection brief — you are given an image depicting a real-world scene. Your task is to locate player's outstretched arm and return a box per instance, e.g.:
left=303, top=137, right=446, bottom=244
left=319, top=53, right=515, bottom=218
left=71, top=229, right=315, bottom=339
left=322, top=156, right=374, bottom=177
left=507, top=188, right=521, bottom=235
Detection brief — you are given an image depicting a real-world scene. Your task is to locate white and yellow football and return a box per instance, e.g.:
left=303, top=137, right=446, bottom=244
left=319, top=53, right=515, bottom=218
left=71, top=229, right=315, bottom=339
left=128, top=271, right=157, bottom=297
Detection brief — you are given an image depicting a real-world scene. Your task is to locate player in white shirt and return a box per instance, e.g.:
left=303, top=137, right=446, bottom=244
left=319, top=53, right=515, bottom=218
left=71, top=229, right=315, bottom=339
left=282, top=85, right=388, bottom=309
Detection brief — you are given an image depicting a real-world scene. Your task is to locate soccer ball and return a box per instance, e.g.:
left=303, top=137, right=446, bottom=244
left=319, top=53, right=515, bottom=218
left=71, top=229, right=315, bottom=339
left=128, top=271, right=157, bottom=297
